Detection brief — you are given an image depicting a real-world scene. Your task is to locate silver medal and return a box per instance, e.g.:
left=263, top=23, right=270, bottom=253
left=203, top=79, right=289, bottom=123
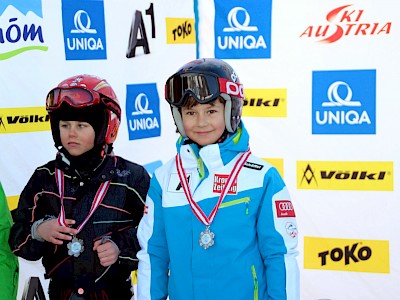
left=199, top=226, right=215, bottom=249
left=67, top=237, right=84, bottom=257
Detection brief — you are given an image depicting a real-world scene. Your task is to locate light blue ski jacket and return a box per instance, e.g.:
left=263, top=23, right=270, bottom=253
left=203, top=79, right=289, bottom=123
left=137, top=123, right=299, bottom=300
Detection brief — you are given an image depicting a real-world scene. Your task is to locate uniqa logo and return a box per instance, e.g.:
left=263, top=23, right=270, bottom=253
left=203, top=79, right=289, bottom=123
left=217, top=7, right=266, bottom=50
left=315, top=81, right=371, bottom=125
left=129, top=93, right=159, bottom=131
left=66, top=10, right=104, bottom=51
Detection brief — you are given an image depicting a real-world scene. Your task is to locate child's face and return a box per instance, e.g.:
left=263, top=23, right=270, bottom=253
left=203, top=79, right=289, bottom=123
left=59, top=120, right=95, bottom=156
left=181, top=99, right=226, bottom=146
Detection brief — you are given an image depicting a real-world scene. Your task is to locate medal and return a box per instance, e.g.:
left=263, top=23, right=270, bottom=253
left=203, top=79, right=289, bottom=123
left=199, top=226, right=215, bottom=249
left=55, top=168, right=111, bottom=258
left=67, top=237, right=84, bottom=257
left=176, top=149, right=251, bottom=250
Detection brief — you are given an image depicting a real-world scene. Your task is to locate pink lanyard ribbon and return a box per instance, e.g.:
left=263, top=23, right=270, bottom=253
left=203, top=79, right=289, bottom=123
left=55, top=168, right=110, bottom=233
left=176, top=149, right=251, bottom=226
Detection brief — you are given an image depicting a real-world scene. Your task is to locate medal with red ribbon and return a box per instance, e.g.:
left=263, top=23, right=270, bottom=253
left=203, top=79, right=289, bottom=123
left=176, top=149, right=251, bottom=249
left=55, top=168, right=110, bottom=257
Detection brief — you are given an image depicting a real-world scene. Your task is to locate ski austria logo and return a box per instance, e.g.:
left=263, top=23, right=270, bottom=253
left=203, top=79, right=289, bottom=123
left=312, top=70, right=376, bottom=134
left=126, top=83, right=161, bottom=140
left=0, top=0, right=47, bottom=60
left=214, top=0, right=271, bottom=59
left=299, top=4, right=392, bottom=43
left=61, top=0, right=107, bottom=60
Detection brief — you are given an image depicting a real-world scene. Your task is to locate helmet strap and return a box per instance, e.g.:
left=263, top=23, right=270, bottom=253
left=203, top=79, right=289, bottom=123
left=172, top=106, right=187, bottom=137
left=221, top=94, right=234, bottom=133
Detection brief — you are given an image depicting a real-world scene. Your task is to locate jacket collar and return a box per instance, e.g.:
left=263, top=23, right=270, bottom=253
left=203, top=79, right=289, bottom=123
left=177, top=122, right=249, bottom=171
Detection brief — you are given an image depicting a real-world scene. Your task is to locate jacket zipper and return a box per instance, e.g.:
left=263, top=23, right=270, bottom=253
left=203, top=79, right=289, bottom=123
left=251, top=265, right=259, bottom=300
left=219, top=197, right=250, bottom=214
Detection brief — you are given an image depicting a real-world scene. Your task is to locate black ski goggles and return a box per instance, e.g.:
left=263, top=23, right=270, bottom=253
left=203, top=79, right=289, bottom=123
left=165, top=73, right=244, bottom=107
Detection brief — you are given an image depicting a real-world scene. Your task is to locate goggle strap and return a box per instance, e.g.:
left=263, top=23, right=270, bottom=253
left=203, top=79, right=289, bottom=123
left=218, top=78, right=244, bottom=98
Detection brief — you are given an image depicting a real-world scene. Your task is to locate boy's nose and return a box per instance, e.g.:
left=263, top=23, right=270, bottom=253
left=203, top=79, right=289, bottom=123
left=197, top=113, right=208, bottom=126
left=68, top=127, right=78, bottom=136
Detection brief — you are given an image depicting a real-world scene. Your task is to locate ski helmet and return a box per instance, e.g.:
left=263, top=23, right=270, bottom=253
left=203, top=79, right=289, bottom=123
left=165, top=58, right=244, bottom=137
left=46, top=74, right=121, bottom=151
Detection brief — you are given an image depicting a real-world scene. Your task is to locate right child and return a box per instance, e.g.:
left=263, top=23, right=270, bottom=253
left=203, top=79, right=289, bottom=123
left=137, top=58, right=299, bottom=300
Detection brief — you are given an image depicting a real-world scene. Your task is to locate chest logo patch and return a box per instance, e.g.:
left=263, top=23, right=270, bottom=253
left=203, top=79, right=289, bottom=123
left=213, top=174, right=238, bottom=194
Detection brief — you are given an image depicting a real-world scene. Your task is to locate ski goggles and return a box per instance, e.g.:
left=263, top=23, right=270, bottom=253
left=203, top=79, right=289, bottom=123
left=165, top=73, right=244, bottom=107
left=46, top=87, right=121, bottom=116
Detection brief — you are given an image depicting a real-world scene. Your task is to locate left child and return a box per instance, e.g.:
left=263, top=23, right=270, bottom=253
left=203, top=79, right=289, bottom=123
left=9, top=74, right=150, bottom=300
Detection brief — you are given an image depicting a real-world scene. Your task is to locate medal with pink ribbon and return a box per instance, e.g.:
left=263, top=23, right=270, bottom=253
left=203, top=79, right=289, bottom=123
left=55, top=168, right=110, bottom=257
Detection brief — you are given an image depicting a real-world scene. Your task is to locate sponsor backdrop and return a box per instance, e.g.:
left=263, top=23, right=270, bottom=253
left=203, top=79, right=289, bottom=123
left=0, top=0, right=398, bottom=299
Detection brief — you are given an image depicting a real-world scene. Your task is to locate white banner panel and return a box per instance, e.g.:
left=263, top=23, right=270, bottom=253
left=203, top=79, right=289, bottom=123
left=1, top=0, right=399, bottom=299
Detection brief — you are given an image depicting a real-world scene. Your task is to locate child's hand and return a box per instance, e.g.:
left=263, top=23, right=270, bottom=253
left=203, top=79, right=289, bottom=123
left=93, top=239, right=120, bottom=267
left=37, top=218, right=78, bottom=245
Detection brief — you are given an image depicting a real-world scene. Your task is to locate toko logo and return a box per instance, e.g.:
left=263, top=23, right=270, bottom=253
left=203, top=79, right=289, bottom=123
left=304, top=236, right=390, bottom=273
left=319, top=243, right=372, bottom=266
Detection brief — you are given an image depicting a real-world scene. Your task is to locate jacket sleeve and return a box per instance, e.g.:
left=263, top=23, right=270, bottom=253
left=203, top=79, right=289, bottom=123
left=0, top=181, right=19, bottom=300
left=8, top=170, right=48, bottom=261
left=137, top=174, right=169, bottom=300
left=111, top=164, right=150, bottom=269
left=257, top=167, right=300, bottom=300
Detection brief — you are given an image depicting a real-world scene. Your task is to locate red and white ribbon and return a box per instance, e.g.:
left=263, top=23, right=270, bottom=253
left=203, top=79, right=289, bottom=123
left=176, top=149, right=251, bottom=226
left=55, top=168, right=110, bottom=233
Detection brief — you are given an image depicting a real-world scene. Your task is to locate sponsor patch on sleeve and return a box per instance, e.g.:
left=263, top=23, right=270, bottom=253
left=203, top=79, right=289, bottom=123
left=275, top=200, right=296, bottom=217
